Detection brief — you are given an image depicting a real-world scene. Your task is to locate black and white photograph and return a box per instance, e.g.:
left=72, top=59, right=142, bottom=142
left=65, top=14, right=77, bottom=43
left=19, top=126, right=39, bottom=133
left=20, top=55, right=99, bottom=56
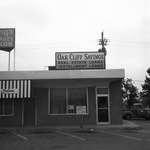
left=0, top=0, right=150, bottom=149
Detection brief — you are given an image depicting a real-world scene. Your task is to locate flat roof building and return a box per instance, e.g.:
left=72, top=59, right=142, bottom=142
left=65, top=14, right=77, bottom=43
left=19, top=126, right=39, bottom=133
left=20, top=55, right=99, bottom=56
left=0, top=69, right=124, bottom=127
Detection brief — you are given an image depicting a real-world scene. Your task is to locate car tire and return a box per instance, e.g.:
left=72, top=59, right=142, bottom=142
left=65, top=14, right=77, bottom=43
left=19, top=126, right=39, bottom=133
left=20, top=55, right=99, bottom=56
left=125, top=114, right=131, bottom=120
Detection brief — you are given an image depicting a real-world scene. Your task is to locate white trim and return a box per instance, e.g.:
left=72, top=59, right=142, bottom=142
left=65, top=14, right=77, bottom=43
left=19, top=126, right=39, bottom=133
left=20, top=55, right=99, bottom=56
left=2, top=81, right=5, bottom=99
left=0, top=69, right=125, bottom=80
left=10, top=81, right=12, bottom=98
left=20, top=80, right=23, bottom=98
left=24, top=80, right=27, bottom=98
left=17, top=81, right=20, bottom=98
left=28, top=80, right=31, bottom=98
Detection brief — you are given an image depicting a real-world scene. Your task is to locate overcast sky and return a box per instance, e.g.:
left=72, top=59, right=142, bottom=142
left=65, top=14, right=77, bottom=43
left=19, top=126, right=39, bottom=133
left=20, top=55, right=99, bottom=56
left=0, top=0, right=150, bottom=91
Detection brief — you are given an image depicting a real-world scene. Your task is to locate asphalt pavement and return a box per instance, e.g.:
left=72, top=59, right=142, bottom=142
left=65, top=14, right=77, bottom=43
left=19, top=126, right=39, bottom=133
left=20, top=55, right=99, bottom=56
left=1, top=120, right=150, bottom=150
left=0, top=119, right=141, bottom=133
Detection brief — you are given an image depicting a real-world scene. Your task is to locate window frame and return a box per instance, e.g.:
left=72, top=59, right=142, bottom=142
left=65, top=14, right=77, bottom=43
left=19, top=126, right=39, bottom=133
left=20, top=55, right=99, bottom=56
left=0, top=99, right=14, bottom=116
left=48, top=88, right=88, bottom=115
left=96, top=87, right=110, bottom=124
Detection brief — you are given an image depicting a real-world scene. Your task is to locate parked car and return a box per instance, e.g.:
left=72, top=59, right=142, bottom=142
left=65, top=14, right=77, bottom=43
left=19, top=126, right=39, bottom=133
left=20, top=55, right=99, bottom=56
left=123, top=103, right=150, bottom=120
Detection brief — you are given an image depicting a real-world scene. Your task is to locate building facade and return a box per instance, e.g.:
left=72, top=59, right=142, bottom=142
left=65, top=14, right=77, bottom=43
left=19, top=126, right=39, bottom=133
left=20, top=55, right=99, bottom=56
left=0, top=69, right=124, bottom=127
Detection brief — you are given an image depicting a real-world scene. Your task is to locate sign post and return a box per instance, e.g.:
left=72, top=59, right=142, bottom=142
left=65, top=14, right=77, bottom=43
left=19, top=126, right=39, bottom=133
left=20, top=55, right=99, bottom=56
left=8, top=52, right=10, bottom=71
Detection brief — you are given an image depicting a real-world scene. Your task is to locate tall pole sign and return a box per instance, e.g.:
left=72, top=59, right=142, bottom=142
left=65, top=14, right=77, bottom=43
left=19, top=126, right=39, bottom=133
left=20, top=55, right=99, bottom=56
left=0, top=28, right=15, bottom=71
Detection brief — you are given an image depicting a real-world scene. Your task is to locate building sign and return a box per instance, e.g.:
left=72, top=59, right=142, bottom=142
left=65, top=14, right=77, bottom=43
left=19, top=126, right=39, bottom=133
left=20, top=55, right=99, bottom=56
left=0, top=28, right=15, bottom=52
left=0, top=88, right=19, bottom=94
left=76, top=106, right=86, bottom=114
left=55, top=52, right=105, bottom=69
left=67, top=105, right=74, bottom=113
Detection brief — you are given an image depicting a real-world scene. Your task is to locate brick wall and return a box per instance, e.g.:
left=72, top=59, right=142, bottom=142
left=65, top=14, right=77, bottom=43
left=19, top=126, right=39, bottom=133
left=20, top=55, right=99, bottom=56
left=0, top=99, right=22, bottom=127
left=35, top=87, right=97, bottom=126
left=109, top=80, right=123, bottom=124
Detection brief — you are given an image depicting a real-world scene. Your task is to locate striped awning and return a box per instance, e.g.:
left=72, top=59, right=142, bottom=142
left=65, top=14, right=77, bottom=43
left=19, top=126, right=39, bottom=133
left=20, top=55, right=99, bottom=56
left=0, top=80, right=31, bottom=99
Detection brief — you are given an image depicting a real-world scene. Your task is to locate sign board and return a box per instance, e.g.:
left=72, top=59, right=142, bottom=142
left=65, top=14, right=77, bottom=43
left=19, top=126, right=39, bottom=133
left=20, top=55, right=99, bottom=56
left=0, top=88, right=19, bottom=94
left=76, top=106, right=86, bottom=114
left=67, top=105, right=74, bottom=110
left=55, top=52, right=105, bottom=70
left=67, top=105, right=74, bottom=113
left=0, top=28, right=15, bottom=52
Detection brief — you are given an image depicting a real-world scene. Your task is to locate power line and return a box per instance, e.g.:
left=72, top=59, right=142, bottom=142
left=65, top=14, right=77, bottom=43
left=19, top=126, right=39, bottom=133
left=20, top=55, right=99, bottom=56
left=15, top=38, right=150, bottom=50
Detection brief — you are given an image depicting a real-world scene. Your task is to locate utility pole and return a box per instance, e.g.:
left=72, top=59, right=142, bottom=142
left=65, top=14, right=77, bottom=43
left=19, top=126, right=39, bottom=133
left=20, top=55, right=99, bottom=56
left=98, top=31, right=108, bottom=56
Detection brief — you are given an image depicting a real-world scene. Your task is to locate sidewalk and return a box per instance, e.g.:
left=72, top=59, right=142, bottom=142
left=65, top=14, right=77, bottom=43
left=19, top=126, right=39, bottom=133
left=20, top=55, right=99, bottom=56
left=0, top=120, right=141, bottom=133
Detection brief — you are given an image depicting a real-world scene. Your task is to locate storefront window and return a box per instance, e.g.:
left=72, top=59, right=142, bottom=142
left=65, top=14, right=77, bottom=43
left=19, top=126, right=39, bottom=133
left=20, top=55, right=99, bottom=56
left=50, top=88, right=66, bottom=114
left=68, top=88, right=87, bottom=114
left=0, top=99, right=14, bottom=116
left=49, top=88, right=87, bottom=115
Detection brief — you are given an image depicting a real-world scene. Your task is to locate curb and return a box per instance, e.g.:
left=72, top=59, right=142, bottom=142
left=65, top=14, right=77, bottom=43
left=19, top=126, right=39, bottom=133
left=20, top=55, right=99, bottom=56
left=0, top=121, right=141, bottom=133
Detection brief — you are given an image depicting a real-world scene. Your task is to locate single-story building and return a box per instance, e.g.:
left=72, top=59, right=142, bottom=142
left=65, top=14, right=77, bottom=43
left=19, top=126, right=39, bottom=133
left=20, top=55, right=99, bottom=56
left=0, top=69, right=124, bottom=127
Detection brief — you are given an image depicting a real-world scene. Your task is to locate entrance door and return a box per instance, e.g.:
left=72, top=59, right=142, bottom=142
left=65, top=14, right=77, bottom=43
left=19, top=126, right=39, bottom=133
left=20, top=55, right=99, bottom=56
left=23, top=98, right=35, bottom=126
left=97, top=96, right=109, bottom=123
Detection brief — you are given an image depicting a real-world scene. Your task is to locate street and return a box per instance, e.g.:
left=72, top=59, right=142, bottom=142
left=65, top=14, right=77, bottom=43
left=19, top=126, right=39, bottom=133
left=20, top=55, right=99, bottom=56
left=1, top=120, right=150, bottom=150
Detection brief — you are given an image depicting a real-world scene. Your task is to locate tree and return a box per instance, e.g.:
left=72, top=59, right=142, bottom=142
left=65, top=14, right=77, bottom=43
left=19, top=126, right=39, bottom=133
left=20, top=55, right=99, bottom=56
left=122, top=78, right=139, bottom=109
left=142, top=68, right=150, bottom=107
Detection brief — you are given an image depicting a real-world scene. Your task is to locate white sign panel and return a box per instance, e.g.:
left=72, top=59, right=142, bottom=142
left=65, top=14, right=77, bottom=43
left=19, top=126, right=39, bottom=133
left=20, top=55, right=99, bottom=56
left=76, top=106, right=86, bottom=114
left=0, top=88, right=19, bottom=94
left=55, top=52, right=105, bottom=69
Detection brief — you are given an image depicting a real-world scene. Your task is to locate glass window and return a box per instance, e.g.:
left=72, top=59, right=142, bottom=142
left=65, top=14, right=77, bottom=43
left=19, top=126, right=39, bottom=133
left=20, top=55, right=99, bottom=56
left=0, top=99, right=14, bottom=116
left=50, top=88, right=66, bottom=114
left=49, top=88, right=88, bottom=115
left=68, top=88, right=87, bottom=114
left=98, top=97, right=108, bottom=108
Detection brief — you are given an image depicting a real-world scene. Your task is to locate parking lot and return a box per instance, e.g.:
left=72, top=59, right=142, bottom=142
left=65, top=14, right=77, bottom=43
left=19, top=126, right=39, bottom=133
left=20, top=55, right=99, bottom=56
left=1, top=123, right=150, bottom=150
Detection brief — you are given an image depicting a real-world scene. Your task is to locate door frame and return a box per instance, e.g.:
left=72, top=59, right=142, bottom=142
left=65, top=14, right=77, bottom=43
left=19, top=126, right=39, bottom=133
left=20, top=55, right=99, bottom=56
left=96, top=87, right=110, bottom=124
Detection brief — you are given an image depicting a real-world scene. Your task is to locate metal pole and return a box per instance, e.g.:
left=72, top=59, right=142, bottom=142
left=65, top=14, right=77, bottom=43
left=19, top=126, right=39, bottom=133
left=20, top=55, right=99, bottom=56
left=8, top=52, right=10, bottom=71
left=14, top=48, right=15, bottom=71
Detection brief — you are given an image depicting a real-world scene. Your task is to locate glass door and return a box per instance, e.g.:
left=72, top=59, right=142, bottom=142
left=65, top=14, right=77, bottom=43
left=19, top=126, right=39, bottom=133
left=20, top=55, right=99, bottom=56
left=97, top=96, right=109, bottom=123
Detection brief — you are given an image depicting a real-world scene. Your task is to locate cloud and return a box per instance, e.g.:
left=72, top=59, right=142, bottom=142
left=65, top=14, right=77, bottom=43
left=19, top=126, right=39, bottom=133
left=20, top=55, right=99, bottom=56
left=0, top=0, right=50, bottom=29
